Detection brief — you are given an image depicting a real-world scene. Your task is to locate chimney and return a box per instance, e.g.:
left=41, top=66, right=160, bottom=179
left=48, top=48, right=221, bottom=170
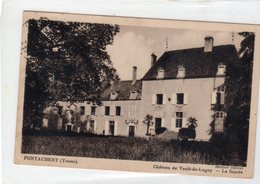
left=110, top=68, right=116, bottom=85
left=151, top=53, right=157, bottom=66
left=132, top=66, right=137, bottom=85
left=204, top=36, right=214, bottom=52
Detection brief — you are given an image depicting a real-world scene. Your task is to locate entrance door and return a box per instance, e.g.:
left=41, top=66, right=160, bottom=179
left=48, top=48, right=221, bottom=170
left=155, top=118, right=162, bottom=129
left=109, top=121, right=115, bottom=136
left=67, top=124, right=72, bottom=132
left=129, top=126, right=135, bottom=137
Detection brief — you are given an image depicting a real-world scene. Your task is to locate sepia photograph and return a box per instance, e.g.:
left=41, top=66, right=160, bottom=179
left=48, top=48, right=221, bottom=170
left=15, top=11, right=260, bottom=178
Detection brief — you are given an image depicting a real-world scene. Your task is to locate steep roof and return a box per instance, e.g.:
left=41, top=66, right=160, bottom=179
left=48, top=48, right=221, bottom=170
left=101, top=80, right=142, bottom=101
left=142, top=45, right=239, bottom=80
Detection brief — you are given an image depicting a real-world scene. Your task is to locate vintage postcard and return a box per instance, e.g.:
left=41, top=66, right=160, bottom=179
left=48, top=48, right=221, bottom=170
left=15, top=11, right=260, bottom=178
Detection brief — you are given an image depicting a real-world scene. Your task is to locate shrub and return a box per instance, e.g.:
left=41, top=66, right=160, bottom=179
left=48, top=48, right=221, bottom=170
left=155, top=127, right=167, bottom=135
left=178, top=128, right=196, bottom=140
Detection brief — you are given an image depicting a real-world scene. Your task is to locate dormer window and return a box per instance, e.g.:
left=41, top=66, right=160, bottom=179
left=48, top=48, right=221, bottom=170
left=130, top=91, right=138, bottom=100
left=156, top=68, right=165, bottom=79
left=110, top=91, right=118, bottom=100
left=176, top=65, right=185, bottom=78
left=217, top=64, right=226, bottom=76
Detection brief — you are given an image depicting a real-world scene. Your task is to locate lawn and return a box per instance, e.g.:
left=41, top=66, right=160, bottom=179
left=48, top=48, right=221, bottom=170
left=22, top=132, right=245, bottom=166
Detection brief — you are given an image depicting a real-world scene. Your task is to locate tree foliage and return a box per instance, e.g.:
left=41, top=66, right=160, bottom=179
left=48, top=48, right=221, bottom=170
left=23, top=18, right=120, bottom=128
left=186, top=117, right=198, bottom=130
left=224, top=32, right=255, bottom=159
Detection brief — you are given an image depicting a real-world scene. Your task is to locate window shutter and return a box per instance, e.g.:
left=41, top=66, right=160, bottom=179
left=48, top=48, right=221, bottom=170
left=163, top=94, right=167, bottom=104
left=114, top=121, right=118, bottom=136
left=211, top=91, right=217, bottom=104
left=94, top=120, right=97, bottom=132
left=103, top=106, right=105, bottom=115
left=184, top=93, right=188, bottom=104
left=172, top=93, right=176, bottom=104
left=220, top=93, right=225, bottom=105
left=182, top=117, right=186, bottom=128
left=85, top=105, right=90, bottom=115
left=105, top=121, right=109, bottom=135
left=162, top=118, right=165, bottom=127
left=171, top=118, right=176, bottom=130
left=152, top=94, right=156, bottom=105
left=183, top=111, right=187, bottom=117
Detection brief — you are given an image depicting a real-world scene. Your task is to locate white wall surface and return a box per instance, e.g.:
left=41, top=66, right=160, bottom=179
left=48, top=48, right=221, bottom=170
left=1, top=0, right=260, bottom=184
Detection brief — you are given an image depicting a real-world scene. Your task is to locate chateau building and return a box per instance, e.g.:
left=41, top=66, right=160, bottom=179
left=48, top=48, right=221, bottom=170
left=47, top=36, right=239, bottom=141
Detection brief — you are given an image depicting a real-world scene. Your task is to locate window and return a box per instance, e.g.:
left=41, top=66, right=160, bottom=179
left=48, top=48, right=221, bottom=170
left=176, top=112, right=183, bottom=128
left=110, top=92, right=118, bottom=100
left=89, top=120, right=95, bottom=133
left=130, top=91, right=138, bottom=100
left=177, top=93, right=184, bottom=104
left=215, top=111, right=225, bottom=118
left=217, top=86, right=225, bottom=92
left=105, top=106, right=110, bottom=116
left=177, top=66, right=185, bottom=78
left=156, top=94, right=163, bottom=105
left=155, top=118, right=162, bottom=129
left=157, top=68, right=165, bottom=79
left=91, top=106, right=96, bottom=115
left=58, top=106, right=63, bottom=115
left=80, top=106, right=85, bottom=115
left=216, top=86, right=225, bottom=105
left=116, top=106, right=121, bottom=116
left=217, top=64, right=226, bottom=76
left=109, top=121, right=115, bottom=136
left=215, top=111, right=225, bottom=132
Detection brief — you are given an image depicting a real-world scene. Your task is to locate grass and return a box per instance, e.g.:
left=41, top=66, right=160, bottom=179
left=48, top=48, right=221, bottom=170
left=21, top=131, right=245, bottom=166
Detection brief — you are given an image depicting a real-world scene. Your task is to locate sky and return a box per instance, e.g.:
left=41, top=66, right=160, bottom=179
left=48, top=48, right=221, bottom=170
left=106, top=25, right=243, bottom=80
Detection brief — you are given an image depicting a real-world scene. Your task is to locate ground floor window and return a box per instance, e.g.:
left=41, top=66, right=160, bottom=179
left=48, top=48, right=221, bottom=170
left=89, top=120, right=95, bottom=133
left=128, top=126, right=135, bottom=137
left=109, top=121, right=115, bottom=136
left=176, top=112, right=183, bottom=128
left=155, top=118, right=162, bottom=129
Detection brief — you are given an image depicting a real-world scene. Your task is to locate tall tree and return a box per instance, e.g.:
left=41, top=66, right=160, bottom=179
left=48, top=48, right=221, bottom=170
left=224, top=32, right=255, bottom=160
left=23, top=18, right=120, bottom=129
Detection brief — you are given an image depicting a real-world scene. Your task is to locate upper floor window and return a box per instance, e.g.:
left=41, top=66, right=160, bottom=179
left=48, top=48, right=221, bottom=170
left=91, top=106, right=96, bottom=115
left=105, top=106, right=110, bottom=116
left=156, top=94, right=163, bottom=105
left=212, top=85, right=225, bottom=105
left=172, top=93, right=188, bottom=105
left=58, top=106, right=63, bottom=115
left=116, top=106, right=121, bottom=116
left=80, top=106, right=85, bottom=115
left=177, top=93, right=184, bottom=104
left=156, top=68, right=165, bottom=79
left=130, top=91, right=138, bottom=100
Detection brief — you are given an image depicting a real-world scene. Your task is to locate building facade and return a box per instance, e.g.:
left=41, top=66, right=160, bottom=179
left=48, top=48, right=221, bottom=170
left=44, top=37, right=239, bottom=141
